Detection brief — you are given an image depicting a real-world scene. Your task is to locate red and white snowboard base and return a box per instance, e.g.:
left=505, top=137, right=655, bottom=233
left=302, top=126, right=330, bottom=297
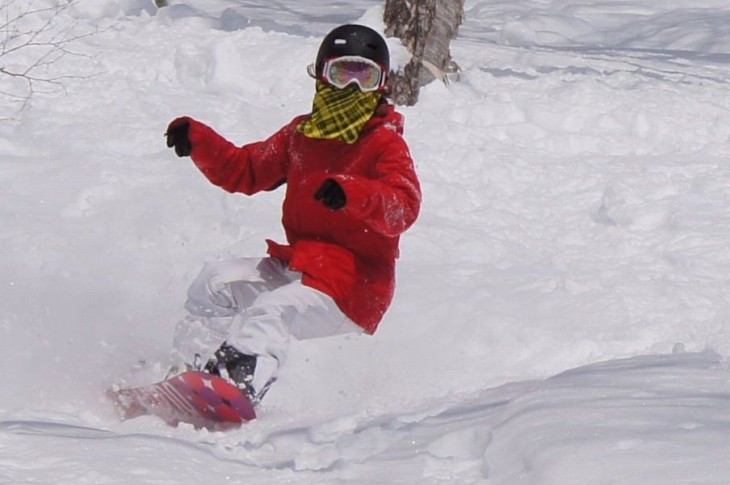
left=109, top=371, right=256, bottom=430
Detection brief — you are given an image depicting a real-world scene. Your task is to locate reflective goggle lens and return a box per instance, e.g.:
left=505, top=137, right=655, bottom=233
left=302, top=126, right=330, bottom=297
left=323, top=56, right=383, bottom=92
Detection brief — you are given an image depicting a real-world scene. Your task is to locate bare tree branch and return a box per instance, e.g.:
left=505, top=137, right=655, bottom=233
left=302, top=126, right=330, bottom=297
left=0, top=0, right=96, bottom=116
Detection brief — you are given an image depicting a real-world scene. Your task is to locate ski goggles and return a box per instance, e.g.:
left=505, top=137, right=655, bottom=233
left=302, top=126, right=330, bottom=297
left=319, top=56, right=385, bottom=92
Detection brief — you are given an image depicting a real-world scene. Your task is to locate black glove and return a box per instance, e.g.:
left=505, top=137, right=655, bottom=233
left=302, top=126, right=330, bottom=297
left=165, top=118, right=192, bottom=157
left=314, top=178, right=347, bottom=210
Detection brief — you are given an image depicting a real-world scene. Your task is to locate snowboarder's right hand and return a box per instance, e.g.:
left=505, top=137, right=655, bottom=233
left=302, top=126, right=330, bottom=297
left=166, top=117, right=192, bottom=157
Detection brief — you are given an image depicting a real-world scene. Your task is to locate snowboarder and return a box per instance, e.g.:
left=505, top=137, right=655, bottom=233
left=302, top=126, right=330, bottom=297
left=164, top=24, right=421, bottom=404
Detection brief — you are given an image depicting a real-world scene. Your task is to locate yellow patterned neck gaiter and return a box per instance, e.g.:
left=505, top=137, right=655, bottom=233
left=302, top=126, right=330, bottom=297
left=298, top=81, right=381, bottom=144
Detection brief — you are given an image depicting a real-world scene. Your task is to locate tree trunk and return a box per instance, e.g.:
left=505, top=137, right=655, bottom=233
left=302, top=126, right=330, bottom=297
left=384, top=0, right=464, bottom=106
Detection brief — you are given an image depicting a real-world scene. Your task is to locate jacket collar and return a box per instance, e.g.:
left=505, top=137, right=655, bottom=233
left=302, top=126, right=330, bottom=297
left=362, top=102, right=404, bottom=135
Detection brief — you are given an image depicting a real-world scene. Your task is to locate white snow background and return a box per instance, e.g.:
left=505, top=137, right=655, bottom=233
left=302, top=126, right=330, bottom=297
left=2, top=0, right=730, bottom=483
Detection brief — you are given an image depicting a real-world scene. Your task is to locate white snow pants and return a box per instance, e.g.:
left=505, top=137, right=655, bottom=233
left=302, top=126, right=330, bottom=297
left=172, top=257, right=362, bottom=391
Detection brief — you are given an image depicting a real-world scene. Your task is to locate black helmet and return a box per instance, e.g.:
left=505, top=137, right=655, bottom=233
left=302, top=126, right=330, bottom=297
left=314, top=24, right=390, bottom=80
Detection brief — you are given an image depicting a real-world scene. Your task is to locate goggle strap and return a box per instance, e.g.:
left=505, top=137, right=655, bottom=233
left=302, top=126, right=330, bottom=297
left=306, top=63, right=317, bottom=79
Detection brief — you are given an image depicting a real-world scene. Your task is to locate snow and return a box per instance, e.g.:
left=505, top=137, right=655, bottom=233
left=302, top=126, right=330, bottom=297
left=2, top=0, right=730, bottom=483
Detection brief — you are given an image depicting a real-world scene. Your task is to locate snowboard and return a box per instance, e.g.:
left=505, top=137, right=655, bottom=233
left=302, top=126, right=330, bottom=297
left=109, top=371, right=256, bottom=430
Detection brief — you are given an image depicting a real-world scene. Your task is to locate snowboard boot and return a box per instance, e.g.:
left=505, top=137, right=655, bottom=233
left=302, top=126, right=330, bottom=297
left=204, top=342, right=258, bottom=402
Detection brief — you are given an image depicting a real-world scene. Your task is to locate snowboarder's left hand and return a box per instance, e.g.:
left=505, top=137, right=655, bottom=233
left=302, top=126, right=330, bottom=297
left=166, top=118, right=192, bottom=157
left=314, top=179, right=347, bottom=210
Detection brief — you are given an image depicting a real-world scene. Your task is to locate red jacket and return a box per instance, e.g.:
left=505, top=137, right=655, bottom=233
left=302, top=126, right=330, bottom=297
left=181, top=104, right=421, bottom=333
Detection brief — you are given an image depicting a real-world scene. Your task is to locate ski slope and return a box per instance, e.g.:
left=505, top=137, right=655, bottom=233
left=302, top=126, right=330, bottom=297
left=1, top=0, right=730, bottom=483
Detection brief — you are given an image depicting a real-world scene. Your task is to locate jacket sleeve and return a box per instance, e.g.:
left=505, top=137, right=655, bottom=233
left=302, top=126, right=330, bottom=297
left=185, top=117, right=292, bottom=195
left=334, top=134, right=421, bottom=238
